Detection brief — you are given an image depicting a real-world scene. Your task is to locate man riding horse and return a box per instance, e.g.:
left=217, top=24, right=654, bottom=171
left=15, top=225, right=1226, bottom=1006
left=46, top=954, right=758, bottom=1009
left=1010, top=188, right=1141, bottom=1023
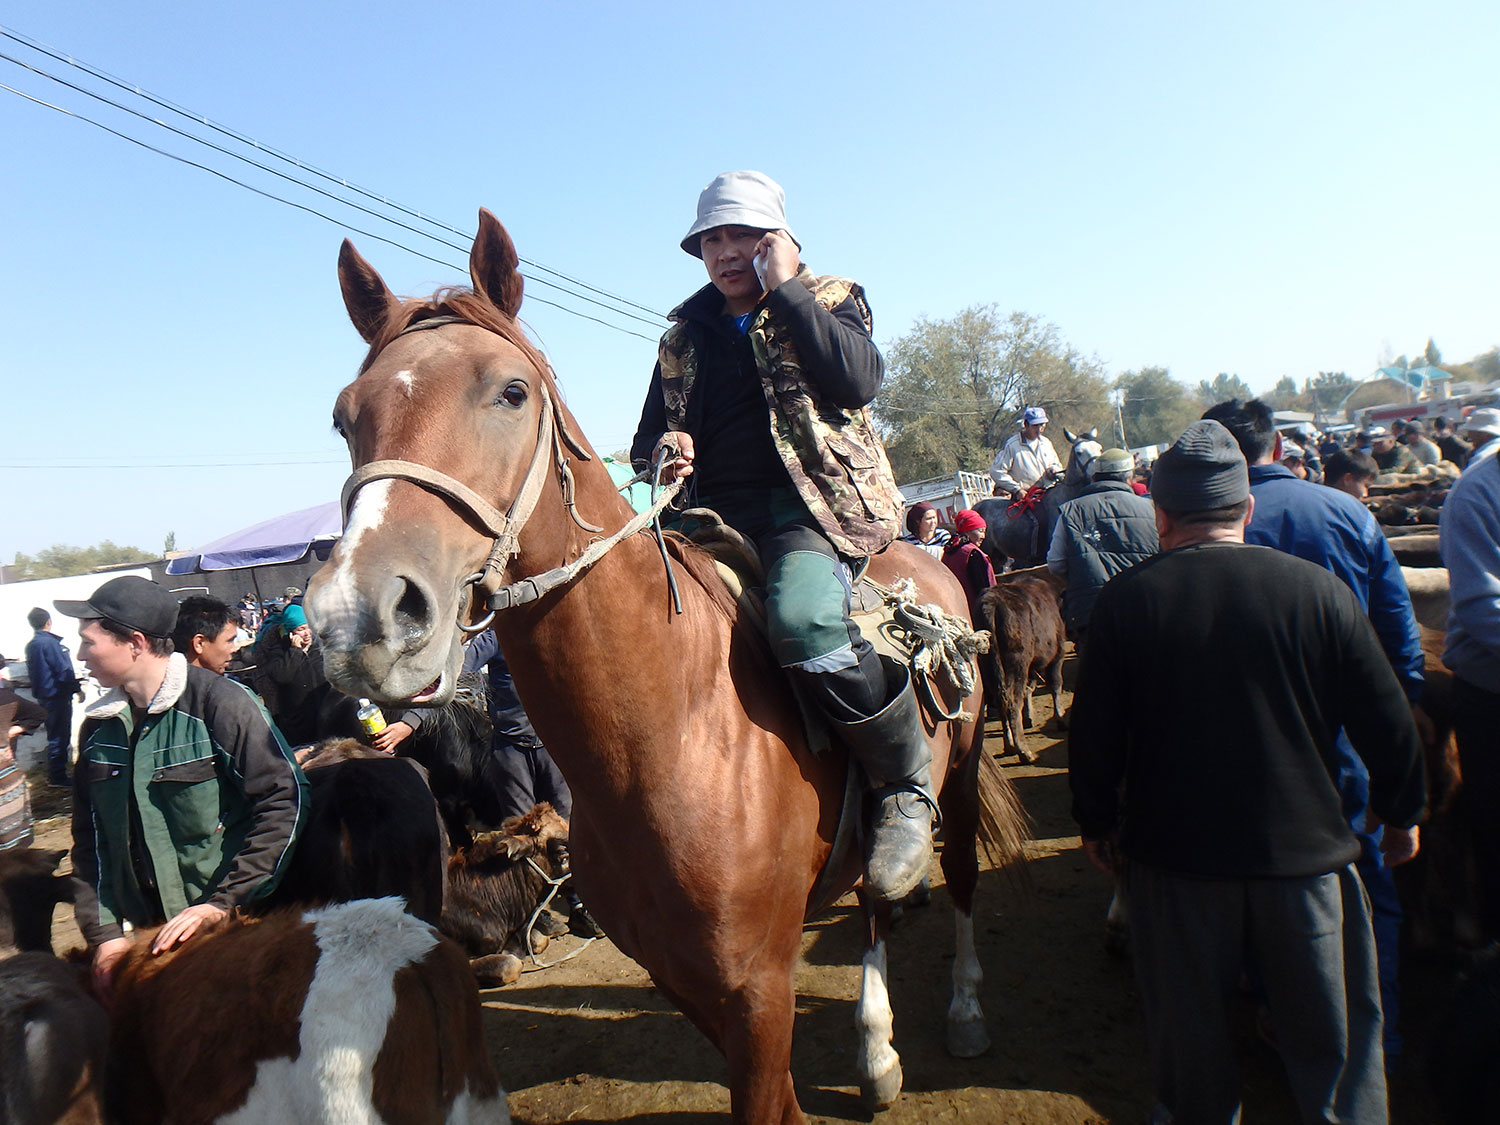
left=629, top=170, right=936, bottom=901
left=989, top=406, right=1064, bottom=499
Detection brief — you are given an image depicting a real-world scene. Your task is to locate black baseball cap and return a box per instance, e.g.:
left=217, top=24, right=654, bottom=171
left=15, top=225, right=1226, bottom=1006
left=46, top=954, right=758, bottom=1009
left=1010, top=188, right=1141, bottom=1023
left=55, top=576, right=180, bottom=639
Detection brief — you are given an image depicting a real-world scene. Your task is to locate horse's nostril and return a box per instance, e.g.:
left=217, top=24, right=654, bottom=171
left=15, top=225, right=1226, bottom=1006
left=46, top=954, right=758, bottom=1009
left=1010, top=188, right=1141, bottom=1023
left=393, top=577, right=432, bottom=641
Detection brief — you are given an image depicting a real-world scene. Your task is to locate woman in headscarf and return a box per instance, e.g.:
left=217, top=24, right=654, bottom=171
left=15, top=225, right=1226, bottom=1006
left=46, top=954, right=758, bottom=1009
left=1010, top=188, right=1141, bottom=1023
left=899, top=501, right=952, bottom=558
left=259, top=603, right=329, bottom=746
left=942, top=509, right=997, bottom=623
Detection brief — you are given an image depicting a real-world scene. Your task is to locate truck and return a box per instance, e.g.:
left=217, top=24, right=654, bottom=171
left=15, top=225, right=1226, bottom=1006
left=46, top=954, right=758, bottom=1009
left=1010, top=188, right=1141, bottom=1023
left=897, top=470, right=994, bottom=525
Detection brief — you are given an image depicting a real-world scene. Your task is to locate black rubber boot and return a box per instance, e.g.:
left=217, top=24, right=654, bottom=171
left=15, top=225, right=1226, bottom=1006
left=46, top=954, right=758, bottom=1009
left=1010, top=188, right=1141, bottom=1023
left=824, top=658, right=939, bottom=902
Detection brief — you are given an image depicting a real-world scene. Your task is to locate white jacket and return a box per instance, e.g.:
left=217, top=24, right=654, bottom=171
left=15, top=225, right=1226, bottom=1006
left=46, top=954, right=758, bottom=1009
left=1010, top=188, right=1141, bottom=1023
left=989, top=433, right=1064, bottom=493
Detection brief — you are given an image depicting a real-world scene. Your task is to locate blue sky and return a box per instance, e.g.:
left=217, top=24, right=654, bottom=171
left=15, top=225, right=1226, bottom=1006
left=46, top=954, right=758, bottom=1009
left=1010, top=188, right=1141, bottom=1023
left=2, top=1, right=1495, bottom=560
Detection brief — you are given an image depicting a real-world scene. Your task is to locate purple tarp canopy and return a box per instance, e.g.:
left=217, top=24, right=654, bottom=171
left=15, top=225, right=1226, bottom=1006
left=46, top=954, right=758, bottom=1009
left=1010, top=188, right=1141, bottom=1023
left=165, top=502, right=342, bottom=574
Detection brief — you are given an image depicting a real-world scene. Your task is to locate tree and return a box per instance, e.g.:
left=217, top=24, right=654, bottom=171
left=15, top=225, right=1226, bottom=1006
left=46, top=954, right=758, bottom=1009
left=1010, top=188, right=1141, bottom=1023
left=10, top=541, right=157, bottom=581
left=875, top=305, right=1110, bottom=482
left=1195, top=373, right=1253, bottom=407
left=164, top=531, right=177, bottom=555
left=1115, top=367, right=1201, bottom=447
left=1423, top=338, right=1442, bottom=367
left=1263, top=375, right=1302, bottom=410
left=1306, top=371, right=1356, bottom=421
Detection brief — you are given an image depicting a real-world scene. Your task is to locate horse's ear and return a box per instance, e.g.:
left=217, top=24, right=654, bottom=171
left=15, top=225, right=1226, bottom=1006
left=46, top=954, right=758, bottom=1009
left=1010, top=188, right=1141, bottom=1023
left=470, top=208, right=524, bottom=318
left=1088, top=427, right=1098, bottom=440
left=1064, top=428, right=1079, bottom=444
left=338, top=239, right=398, bottom=345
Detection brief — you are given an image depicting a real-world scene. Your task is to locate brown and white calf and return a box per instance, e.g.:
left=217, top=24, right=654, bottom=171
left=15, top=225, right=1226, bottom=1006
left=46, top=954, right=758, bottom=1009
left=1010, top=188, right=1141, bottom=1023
left=442, top=803, right=573, bottom=987
left=0, top=848, right=108, bottom=1125
left=108, top=898, right=508, bottom=1123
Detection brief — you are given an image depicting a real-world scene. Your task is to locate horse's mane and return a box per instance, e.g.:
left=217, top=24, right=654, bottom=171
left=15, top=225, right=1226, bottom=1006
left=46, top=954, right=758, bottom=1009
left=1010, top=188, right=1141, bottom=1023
left=359, top=288, right=556, bottom=390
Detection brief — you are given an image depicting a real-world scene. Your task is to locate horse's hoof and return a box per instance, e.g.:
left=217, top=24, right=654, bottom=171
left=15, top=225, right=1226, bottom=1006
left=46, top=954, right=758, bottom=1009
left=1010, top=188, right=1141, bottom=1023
left=861, top=1061, right=904, bottom=1111
left=947, top=1017, right=991, bottom=1058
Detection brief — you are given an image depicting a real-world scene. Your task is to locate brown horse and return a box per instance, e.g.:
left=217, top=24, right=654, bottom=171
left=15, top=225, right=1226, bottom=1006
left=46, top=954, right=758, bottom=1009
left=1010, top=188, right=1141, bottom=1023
left=305, top=210, right=1028, bottom=1123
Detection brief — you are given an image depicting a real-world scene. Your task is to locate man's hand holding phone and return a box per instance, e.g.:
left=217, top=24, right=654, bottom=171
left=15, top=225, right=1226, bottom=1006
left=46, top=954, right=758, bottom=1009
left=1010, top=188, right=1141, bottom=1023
left=753, top=230, right=799, bottom=292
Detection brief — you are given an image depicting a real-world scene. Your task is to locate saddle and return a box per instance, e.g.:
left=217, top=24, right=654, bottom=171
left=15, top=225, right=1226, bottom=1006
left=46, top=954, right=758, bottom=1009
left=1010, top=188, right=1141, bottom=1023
left=679, top=508, right=985, bottom=743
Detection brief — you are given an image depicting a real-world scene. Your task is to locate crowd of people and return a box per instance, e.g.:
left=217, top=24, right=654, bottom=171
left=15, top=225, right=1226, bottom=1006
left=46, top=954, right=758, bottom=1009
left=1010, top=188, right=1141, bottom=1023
left=0, top=571, right=588, bottom=988
left=893, top=396, right=1499, bottom=1121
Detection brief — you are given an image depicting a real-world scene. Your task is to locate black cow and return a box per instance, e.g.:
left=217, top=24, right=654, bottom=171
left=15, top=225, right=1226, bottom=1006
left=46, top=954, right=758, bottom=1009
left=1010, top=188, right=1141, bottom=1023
left=274, top=739, right=447, bottom=924
left=0, top=848, right=108, bottom=1125
left=319, top=694, right=508, bottom=848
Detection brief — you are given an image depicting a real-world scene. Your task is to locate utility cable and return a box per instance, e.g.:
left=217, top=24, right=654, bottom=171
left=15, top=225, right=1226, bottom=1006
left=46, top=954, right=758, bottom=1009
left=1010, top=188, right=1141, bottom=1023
left=0, top=25, right=667, bottom=322
left=0, top=50, right=665, bottom=332
left=0, top=80, right=660, bottom=343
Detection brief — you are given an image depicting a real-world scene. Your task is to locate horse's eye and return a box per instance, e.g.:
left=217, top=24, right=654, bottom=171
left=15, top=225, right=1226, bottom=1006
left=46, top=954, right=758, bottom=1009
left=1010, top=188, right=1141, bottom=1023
left=331, top=416, right=348, bottom=439
left=497, top=383, right=528, bottom=409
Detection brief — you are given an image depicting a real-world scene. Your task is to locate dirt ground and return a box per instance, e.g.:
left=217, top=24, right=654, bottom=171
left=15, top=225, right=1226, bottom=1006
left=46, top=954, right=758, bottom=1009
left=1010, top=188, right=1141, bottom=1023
left=33, top=667, right=1454, bottom=1124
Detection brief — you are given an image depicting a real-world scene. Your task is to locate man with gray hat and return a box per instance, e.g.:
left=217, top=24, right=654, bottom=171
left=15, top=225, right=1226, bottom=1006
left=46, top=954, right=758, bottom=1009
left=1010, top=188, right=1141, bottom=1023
left=1369, top=426, right=1418, bottom=476
left=55, top=575, right=306, bottom=997
left=1045, top=447, right=1157, bottom=658
left=1069, top=420, right=1425, bottom=1124
left=989, top=406, right=1064, bottom=498
left=629, top=171, right=932, bottom=901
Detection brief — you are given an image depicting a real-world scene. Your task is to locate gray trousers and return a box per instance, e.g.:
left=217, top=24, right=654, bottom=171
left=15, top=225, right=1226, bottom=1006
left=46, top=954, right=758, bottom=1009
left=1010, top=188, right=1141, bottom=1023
left=1125, top=860, right=1386, bottom=1125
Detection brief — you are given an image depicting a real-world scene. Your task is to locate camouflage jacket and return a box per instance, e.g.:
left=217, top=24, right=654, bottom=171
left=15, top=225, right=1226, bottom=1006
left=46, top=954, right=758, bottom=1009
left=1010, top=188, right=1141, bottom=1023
left=651, top=268, right=903, bottom=558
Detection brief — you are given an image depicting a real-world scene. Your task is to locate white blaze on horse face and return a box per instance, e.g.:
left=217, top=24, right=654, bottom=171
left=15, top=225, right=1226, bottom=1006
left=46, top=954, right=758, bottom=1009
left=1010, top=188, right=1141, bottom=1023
left=855, top=939, right=899, bottom=1089
left=393, top=369, right=415, bottom=398
left=319, top=479, right=394, bottom=630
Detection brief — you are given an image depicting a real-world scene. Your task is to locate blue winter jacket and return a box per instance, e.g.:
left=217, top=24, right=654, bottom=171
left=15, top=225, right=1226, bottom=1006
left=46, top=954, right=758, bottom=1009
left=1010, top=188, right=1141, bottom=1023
left=1440, top=439, right=1500, bottom=693
left=24, top=630, right=81, bottom=701
left=1246, top=464, right=1423, bottom=701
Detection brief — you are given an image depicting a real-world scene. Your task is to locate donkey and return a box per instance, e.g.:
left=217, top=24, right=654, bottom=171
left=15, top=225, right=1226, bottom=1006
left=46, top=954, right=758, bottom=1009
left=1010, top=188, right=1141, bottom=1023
left=304, top=210, right=1029, bottom=1123
left=974, top=428, right=1102, bottom=571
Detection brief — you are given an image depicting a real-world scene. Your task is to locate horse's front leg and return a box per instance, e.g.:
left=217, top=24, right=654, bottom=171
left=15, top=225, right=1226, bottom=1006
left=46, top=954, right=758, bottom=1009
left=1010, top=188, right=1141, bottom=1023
left=855, top=892, right=904, bottom=1111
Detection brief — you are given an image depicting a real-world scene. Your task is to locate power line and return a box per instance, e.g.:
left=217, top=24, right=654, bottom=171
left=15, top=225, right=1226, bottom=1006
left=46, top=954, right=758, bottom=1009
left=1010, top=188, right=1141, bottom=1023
left=0, top=50, right=666, bottom=337
left=0, top=80, right=661, bottom=344
left=0, top=25, right=668, bottom=324
left=0, top=459, right=347, bottom=469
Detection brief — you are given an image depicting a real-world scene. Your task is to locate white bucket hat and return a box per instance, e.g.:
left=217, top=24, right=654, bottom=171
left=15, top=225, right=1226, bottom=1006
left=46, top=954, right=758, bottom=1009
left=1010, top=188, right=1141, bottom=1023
left=1462, top=407, right=1500, bottom=440
left=681, top=171, right=799, bottom=258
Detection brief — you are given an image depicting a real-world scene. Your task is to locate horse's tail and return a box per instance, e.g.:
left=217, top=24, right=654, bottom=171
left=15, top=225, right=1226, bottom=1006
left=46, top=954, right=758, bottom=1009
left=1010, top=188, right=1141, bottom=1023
left=975, top=740, right=1032, bottom=877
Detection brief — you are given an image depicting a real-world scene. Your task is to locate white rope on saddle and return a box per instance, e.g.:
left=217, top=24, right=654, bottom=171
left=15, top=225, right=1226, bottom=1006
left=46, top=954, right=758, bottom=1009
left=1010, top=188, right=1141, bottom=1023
left=868, top=577, right=991, bottom=721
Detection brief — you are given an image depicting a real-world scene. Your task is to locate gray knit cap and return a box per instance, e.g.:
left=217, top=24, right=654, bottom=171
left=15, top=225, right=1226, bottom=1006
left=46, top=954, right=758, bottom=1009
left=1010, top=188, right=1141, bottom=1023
left=680, top=171, right=800, bottom=258
left=1151, top=420, right=1250, bottom=511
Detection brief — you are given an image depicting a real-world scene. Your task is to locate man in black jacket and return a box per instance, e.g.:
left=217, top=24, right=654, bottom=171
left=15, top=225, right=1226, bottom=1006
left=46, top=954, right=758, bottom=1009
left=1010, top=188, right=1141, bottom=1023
left=1045, top=447, right=1158, bottom=658
left=1069, top=421, right=1425, bottom=1125
left=630, top=171, right=932, bottom=901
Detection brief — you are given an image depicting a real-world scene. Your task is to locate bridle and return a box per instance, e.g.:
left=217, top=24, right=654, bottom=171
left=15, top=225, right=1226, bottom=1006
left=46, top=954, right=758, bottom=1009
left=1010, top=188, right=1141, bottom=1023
left=337, top=315, right=613, bottom=632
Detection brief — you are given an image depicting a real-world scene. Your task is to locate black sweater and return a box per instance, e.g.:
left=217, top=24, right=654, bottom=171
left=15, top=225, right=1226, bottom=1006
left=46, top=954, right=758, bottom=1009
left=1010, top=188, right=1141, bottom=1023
left=630, top=276, right=883, bottom=497
left=1068, top=542, right=1426, bottom=879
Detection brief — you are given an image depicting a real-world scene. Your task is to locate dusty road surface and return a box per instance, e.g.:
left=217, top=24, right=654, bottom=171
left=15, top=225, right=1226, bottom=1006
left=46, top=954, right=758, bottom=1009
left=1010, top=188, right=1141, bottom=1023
left=35, top=677, right=1450, bottom=1123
